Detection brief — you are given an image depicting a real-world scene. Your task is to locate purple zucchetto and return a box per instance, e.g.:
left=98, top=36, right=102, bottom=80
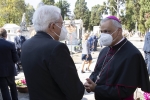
left=106, top=16, right=121, bottom=23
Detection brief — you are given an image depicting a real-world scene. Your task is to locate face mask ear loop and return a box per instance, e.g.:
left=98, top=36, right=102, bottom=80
left=111, top=28, right=118, bottom=36
left=52, top=23, right=61, bottom=38
left=47, top=23, right=55, bottom=40
left=55, top=24, right=62, bottom=29
left=111, top=28, right=119, bottom=42
left=52, top=31, right=60, bottom=38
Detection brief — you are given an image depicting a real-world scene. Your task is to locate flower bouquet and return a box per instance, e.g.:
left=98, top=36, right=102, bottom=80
left=15, top=79, right=27, bottom=87
left=15, top=79, right=28, bottom=93
left=144, top=92, right=150, bottom=100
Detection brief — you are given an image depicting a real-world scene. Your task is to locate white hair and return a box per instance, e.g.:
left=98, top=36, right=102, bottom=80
left=100, top=18, right=122, bottom=28
left=32, top=5, right=61, bottom=32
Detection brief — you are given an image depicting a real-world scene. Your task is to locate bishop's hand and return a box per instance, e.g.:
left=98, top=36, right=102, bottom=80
left=84, top=78, right=97, bottom=92
left=84, top=81, right=91, bottom=93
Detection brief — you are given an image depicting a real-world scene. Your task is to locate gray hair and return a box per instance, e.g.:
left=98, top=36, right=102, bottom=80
left=100, top=18, right=122, bottom=28
left=32, top=5, right=61, bottom=32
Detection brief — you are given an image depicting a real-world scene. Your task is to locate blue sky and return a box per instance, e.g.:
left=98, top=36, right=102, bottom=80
left=25, top=0, right=107, bottom=12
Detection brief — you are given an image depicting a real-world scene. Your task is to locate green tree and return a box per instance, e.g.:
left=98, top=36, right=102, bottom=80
left=84, top=9, right=90, bottom=31
left=103, top=0, right=150, bottom=34
left=74, top=0, right=89, bottom=31
left=123, top=0, right=135, bottom=32
left=55, top=0, right=70, bottom=20
left=107, top=0, right=117, bottom=16
left=0, top=0, right=26, bottom=27
left=25, top=3, right=35, bottom=25
left=42, top=0, right=55, bottom=5
left=89, top=2, right=108, bottom=30
left=64, top=16, right=70, bottom=20
left=106, top=0, right=140, bottom=32
left=145, top=18, right=150, bottom=31
left=107, top=0, right=125, bottom=18
left=88, top=11, right=92, bottom=31
left=90, top=5, right=101, bottom=27
left=139, top=0, right=150, bottom=34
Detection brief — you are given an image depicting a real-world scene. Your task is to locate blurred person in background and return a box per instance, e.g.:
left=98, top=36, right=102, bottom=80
left=81, top=33, right=93, bottom=73
left=143, top=31, right=150, bottom=76
left=14, top=29, right=26, bottom=72
left=0, top=28, right=19, bottom=100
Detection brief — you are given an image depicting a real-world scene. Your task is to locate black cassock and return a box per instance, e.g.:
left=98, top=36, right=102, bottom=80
left=90, top=38, right=150, bottom=100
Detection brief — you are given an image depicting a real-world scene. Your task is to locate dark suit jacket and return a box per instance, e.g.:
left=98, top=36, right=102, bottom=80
left=0, top=38, right=18, bottom=77
left=14, top=35, right=26, bottom=49
left=21, top=31, right=84, bottom=100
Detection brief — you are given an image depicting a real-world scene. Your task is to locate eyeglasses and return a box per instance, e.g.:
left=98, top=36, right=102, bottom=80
left=49, top=22, right=64, bottom=28
left=55, top=22, right=64, bottom=26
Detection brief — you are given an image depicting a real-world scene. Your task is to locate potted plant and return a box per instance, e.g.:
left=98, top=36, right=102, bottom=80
left=15, top=79, right=28, bottom=93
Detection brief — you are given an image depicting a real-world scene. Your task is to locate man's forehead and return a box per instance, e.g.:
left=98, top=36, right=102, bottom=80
left=100, top=20, right=113, bottom=30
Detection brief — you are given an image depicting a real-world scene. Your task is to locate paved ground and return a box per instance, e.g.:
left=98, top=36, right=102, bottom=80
left=0, top=34, right=147, bottom=100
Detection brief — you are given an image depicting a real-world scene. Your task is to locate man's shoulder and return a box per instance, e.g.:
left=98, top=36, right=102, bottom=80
left=0, top=39, right=15, bottom=47
left=123, top=41, right=142, bottom=57
left=5, top=39, right=12, bottom=43
left=7, top=40, right=15, bottom=45
left=48, top=40, right=66, bottom=49
left=127, top=41, right=140, bottom=52
left=101, top=47, right=109, bottom=52
left=24, top=37, right=64, bottom=48
left=23, top=38, right=67, bottom=54
left=40, top=39, right=67, bottom=51
left=7, top=41, right=15, bottom=47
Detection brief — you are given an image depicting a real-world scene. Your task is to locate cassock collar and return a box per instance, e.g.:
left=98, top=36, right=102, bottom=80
left=109, top=38, right=127, bottom=50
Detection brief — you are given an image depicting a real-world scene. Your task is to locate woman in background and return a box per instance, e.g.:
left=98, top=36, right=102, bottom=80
left=81, top=33, right=92, bottom=73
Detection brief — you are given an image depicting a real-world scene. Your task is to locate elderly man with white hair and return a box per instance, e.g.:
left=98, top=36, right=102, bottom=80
left=21, top=5, right=84, bottom=100
left=84, top=16, right=150, bottom=100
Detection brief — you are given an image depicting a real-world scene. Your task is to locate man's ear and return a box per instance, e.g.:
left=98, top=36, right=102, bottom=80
left=49, top=23, right=55, bottom=29
left=49, top=23, right=56, bottom=31
left=118, top=28, right=122, bottom=36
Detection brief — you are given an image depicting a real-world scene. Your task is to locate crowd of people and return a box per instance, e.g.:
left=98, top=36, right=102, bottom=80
left=0, top=5, right=150, bottom=100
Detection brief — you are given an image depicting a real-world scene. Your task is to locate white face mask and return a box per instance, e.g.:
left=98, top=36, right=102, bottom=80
left=100, top=29, right=118, bottom=46
left=53, top=24, right=68, bottom=41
